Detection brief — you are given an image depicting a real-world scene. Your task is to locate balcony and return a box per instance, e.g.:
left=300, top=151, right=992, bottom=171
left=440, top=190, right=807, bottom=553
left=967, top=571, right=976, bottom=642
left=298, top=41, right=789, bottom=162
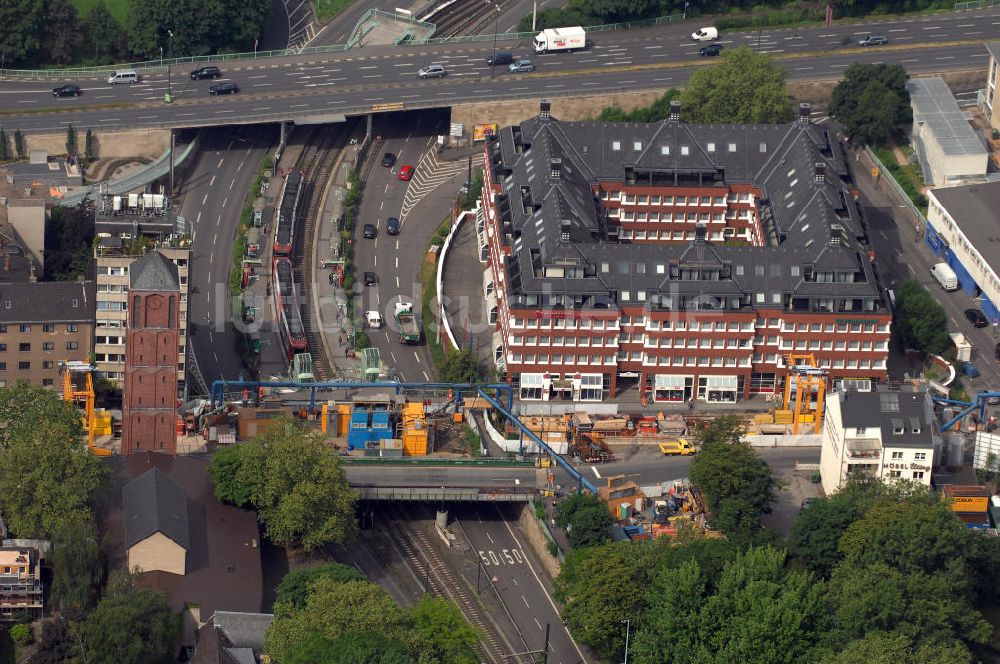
left=846, top=439, right=882, bottom=460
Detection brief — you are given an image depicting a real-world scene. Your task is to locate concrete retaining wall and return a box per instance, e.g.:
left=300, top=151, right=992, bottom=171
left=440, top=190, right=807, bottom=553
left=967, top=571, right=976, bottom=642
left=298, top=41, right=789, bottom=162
left=517, top=403, right=619, bottom=416
left=516, top=504, right=562, bottom=580
left=745, top=434, right=822, bottom=448
left=13, top=128, right=171, bottom=160
left=479, top=408, right=568, bottom=455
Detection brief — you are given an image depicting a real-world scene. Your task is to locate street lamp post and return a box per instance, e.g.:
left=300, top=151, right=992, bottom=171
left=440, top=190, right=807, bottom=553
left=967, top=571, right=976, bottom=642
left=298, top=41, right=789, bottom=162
left=488, top=2, right=500, bottom=79
left=165, top=29, right=174, bottom=103
left=621, top=619, right=631, bottom=664
left=755, top=0, right=766, bottom=52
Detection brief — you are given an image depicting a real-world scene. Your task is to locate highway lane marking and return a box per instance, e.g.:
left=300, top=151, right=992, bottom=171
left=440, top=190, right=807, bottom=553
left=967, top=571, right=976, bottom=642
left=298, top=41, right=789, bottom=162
left=136, top=115, right=158, bottom=119
left=521, top=596, right=530, bottom=608
left=423, top=371, right=430, bottom=381
left=196, top=211, right=202, bottom=225
left=210, top=249, right=214, bottom=263
left=591, top=467, right=602, bottom=478
left=222, top=196, right=228, bottom=207
left=213, top=232, right=218, bottom=245
left=888, top=28, right=907, bottom=32
left=202, top=194, right=208, bottom=205
left=216, top=214, right=222, bottom=227
left=395, top=256, right=398, bottom=268
left=247, top=74, right=269, bottom=79
left=390, top=351, right=397, bottom=363
left=237, top=159, right=245, bottom=172
left=396, top=276, right=400, bottom=288
left=414, top=351, right=421, bottom=364
left=251, top=107, right=272, bottom=111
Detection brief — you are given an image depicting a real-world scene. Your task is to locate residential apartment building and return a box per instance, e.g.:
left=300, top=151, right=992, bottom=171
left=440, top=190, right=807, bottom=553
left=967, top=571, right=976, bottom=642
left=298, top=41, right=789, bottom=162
left=0, top=281, right=95, bottom=389
left=94, top=236, right=189, bottom=393
left=820, top=386, right=937, bottom=495
left=985, top=41, right=1000, bottom=131
left=907, top=77, right=988, bottom=188
left=0, top=546, right=43, bottom=621
left=480, top=101, right=891, bottom=403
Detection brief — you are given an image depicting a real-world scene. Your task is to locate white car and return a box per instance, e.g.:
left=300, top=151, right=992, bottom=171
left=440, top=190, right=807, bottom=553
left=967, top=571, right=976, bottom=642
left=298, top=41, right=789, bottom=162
left=366, top=310, right=384, bottom=329
left=418, top=64, right=446, bottom=79
left=691, top=27, right=718, bottom=41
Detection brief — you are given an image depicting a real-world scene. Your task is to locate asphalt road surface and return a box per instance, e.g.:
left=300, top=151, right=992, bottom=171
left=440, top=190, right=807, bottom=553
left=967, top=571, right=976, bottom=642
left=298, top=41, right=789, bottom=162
left=182, top=126, right=278, bottom=386
left=455, top=502, right=590, bottom=664
left=3, top=9, right=996, bottom=131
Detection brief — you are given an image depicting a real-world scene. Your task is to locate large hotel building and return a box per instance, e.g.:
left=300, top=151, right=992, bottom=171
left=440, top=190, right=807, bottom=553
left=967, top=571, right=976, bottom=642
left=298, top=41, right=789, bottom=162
left=479, top=101, right=891, bottom=404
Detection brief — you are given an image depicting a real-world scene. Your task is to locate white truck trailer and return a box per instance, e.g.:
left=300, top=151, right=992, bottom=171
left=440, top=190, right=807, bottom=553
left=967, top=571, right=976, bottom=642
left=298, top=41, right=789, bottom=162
left=533, top=26, right=586, bottom=53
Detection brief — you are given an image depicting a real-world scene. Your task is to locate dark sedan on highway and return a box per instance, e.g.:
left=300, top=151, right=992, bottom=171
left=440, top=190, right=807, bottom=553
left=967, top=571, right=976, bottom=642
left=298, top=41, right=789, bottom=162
left=209, top=82, right=239, bottom=95
left=966, top=308, right=989, bottom=328
left=382, top=152, right=396, bottom=167
left=699, top=44, right=723, bottom=57
left=52, top=84, right=81, bottom=97
left=190, top=66, right=221, bottom=80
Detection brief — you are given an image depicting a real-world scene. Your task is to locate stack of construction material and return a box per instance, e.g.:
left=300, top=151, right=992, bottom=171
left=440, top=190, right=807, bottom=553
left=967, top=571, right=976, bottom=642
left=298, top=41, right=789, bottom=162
left=942, top=485, right=991, bottom=529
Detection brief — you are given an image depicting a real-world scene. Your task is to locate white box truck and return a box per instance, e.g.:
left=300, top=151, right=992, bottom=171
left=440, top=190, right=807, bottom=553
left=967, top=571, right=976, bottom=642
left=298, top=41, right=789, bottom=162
left=534, top=26, right=586, bottom=53
left=931, top=262, right=959, bottom=291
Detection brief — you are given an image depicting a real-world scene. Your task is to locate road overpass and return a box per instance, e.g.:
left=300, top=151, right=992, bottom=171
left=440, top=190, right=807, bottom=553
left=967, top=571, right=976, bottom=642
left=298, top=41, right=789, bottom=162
left=1, top=9, right=996, bottom=133
left=343, top=462, right=541, bottom=501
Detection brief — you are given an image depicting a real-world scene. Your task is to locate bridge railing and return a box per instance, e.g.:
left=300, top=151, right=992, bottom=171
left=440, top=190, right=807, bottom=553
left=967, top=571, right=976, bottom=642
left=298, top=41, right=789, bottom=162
left=343, top=456, right=534, bottom=467
left=955, top=0, right=1000, bottom=9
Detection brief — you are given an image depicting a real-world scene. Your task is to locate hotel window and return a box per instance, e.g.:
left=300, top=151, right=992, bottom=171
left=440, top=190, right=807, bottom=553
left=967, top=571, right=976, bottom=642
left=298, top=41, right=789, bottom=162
left=43, top=342, right=54, bottom=351
left=19, top=324, right=30, bottom=333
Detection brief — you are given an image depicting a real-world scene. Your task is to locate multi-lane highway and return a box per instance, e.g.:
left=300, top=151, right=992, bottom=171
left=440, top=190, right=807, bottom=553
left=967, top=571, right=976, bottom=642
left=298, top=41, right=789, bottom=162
left=350, top=110, right=473, bottom=382
left=181, top=126, right=278, bottom=385
left=2, top=8, right=996, bottom=131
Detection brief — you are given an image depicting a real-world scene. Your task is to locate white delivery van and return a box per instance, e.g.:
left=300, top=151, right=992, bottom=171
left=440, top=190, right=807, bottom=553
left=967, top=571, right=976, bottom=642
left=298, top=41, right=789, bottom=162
left=107, top=69, right=138, bottom=84
left=366, top=310, right=384, bottom=329
left=931, top=262, right=959, bottom=291
left=691, top=27, right=719, bottom=41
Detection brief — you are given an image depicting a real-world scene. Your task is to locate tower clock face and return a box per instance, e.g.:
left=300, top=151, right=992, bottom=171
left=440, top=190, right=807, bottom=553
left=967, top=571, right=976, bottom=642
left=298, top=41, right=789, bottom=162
left=148, top=297, right=163, bottom=311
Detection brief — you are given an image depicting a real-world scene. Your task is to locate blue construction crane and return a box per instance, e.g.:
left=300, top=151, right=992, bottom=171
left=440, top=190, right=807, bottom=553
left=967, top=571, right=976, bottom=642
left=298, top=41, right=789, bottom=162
left=933, top=391, right=1000, bottom=432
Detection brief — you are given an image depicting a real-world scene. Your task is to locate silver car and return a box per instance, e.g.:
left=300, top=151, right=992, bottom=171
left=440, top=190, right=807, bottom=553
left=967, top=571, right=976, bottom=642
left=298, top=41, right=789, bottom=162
left=509, top=59, right=535, bottom=73
left=418, top=64, right=446, bottom=79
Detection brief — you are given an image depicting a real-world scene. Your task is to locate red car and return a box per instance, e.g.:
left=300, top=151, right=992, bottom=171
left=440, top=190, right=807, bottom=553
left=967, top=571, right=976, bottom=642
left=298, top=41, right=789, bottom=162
left=398, top=165, right=414, bottom=181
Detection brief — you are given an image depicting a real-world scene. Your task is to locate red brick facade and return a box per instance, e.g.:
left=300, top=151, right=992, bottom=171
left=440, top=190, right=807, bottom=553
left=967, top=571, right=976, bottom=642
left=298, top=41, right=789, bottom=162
left=121, top=290, right=179, bottom=455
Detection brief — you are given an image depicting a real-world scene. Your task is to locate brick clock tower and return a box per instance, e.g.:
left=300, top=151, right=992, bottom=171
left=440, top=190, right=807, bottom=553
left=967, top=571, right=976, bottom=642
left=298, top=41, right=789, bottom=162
left=122, top=251, right=180, bottom=455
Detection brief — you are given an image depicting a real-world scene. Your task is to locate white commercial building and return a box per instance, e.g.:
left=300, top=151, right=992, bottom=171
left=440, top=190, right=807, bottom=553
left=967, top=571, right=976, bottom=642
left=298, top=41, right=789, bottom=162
left=908, top=77, right=988, bottom=188
left=820, top=386, right=938, bottom=496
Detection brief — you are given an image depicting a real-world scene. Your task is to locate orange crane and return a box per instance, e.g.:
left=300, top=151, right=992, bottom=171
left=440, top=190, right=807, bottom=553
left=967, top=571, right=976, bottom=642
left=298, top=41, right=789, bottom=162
left=60, top=361, right=112, bottom=456
left=781, top=353, right=827, bottom=435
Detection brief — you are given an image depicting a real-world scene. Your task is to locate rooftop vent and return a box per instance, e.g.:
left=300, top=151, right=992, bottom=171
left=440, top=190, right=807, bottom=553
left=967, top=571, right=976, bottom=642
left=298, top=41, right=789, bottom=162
left=669, top=100, right=681, bottom=122
left=799, top=102, right=811, bottom=124
left=829, top=223, right=843, bottom=247
left=560, top=222, right=571, bottom=243
left=814, top=163, right=826, bottom=183
left=539, top=99, right=551, bottom=120
left=694, top=223, right=707, bottom=245
left=550, top=158, right=562, bottom=180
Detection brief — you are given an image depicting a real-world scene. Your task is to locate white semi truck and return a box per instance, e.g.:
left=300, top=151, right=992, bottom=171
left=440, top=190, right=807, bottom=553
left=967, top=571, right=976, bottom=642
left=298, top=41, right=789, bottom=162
left=533, top=26, right=586, bottom=53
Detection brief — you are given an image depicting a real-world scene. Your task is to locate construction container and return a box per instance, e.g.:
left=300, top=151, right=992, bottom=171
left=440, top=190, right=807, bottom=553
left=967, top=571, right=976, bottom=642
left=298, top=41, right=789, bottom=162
left=401, top=402, right=430, bottom=456
left=941, top=485, right=990, bottom=515
left=93, top=410, right=113, bottom=436
left=336, top=403, right=350, bottom=436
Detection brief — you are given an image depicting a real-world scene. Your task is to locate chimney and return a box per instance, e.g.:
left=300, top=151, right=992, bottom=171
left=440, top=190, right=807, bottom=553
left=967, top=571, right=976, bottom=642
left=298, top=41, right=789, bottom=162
left=669, top=100, right=681, bottom=122
left=694, top=223, right=707, bottom=244
left=828, top=223, right=843, bottom=247
left=624, top=164, right=635, bottom=184
left=560, top=222, right=572, bottom=243
left=798, top=103, right=811, bottom=124
left=814, top=162, right=826, bottom=183
left=539, top=99, right=551, bottom=121
left=550, top=158, right=562, bottom=180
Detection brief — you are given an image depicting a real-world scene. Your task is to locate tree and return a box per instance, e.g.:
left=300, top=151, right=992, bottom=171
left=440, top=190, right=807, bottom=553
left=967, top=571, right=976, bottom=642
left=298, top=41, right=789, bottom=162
left=829, top=63, right=911, bottom=146
left=83, top=571, right=178, bottom=664
left=408, top=596, right=480, bottom=664
left=554, top=540, right=663, bottom=661
left=65, top=125, right=77, bottom=157
left=84, top=129, right=95, bottom=163
left=208, top=419, right=357, bottom=550
left=82, top=2, right=125, bottom=63
left=819, top=630, right=974, bottom=664
left=13, top=130, right=25, bottom=160
left=42, top=0, right=82, bottom=65
left=49, top=515, right=104, bottom=611
left=0, top=128, right=8, bottom=161
left=633, top=547, right=827, bottom=664
left=0, top=383, right=106, bottom=537
left=688, top=415, right=774, bottom=538
left=285, top=632, right=411, bottom=664
left=0, top=0, right=47, bottom=66
left=555, top=493, right=613, bottom=548
left=208, top=444, right=254, bottom=507
left=43, top=201, right=96, bottom=282
left=595, top=89, right=681, bottom=123
left=438, top=349, right=482, bottom=383
left=679, top=46, right=793, bottom=124
left=10, top=625, right=31, bottom=646
left=266, top=578, right=406, bottom=662
left=29, top=612, right=85, bottom=664
left=274, top=563, right=364, bottom=610
left=127, top=0, right=269, bottom=60
left=893, top=279, right=949, bottom=355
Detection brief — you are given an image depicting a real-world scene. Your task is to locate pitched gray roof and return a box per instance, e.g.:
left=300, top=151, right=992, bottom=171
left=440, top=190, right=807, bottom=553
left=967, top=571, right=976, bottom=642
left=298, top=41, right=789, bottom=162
left=130, top=251, right=179, bottom=292
left=836, top=387, right=935, bottom=448
left=0, top=281, right=95, bottom=324
left=487, top=105, right=884, bottom=311
left=908, top=77, right=986, bottom=158
left=211, top=612, right=274, bottom=652
left=123, top=468, right=190, bottom=550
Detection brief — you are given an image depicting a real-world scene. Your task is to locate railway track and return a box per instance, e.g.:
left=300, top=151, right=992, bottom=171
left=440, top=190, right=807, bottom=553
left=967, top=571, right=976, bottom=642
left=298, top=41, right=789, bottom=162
left=430, top=0, right=505, bottom=38
left=382, top=504, right=511, bottom=664
left=292, top=126, right=343, bottom=382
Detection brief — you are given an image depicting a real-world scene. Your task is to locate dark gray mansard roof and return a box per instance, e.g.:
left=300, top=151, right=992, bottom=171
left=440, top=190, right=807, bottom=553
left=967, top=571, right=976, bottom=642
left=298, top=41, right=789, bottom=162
left=487, top=107, right=882, bottom=308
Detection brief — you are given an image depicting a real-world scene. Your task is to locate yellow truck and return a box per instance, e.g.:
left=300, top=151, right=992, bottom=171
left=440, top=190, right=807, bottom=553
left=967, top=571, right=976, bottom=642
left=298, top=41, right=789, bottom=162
left=659, top=438, right=697, bottom=456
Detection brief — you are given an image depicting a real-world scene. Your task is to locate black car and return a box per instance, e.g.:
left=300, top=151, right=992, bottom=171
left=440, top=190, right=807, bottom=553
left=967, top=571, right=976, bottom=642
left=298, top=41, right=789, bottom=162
left=52, top=84, right=81, bottom=97
left=965, top=308, right=989, bottom=328
left=995, top=342, right=1000, bottom=361
left=382, top=152, right=396, bottom=167
left=363, top=223, right=377, bottom=239
left=699, top=44, right=723, bottom=57
left=386, top=217, right=400, bottom=235
left=209, top=82, right=239, bottom=95
left=364, top=271, right=378, bottom=286
left=190, top=66, right=221, bottom=80
left=487, top=52, right=514, bottom=66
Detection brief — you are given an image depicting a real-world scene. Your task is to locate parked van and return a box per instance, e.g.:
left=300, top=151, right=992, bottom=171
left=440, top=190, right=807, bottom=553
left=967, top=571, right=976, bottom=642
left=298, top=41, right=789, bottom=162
left=107, top=69, right=138, bottom=84
left=691, top=27, right=719, bottom=41
left=931, top=262, right=959, bottom=291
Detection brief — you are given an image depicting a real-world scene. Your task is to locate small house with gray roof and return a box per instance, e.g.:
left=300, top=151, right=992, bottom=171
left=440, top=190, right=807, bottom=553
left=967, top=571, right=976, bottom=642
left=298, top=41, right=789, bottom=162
left=481, top=101, right=891, bottom=403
